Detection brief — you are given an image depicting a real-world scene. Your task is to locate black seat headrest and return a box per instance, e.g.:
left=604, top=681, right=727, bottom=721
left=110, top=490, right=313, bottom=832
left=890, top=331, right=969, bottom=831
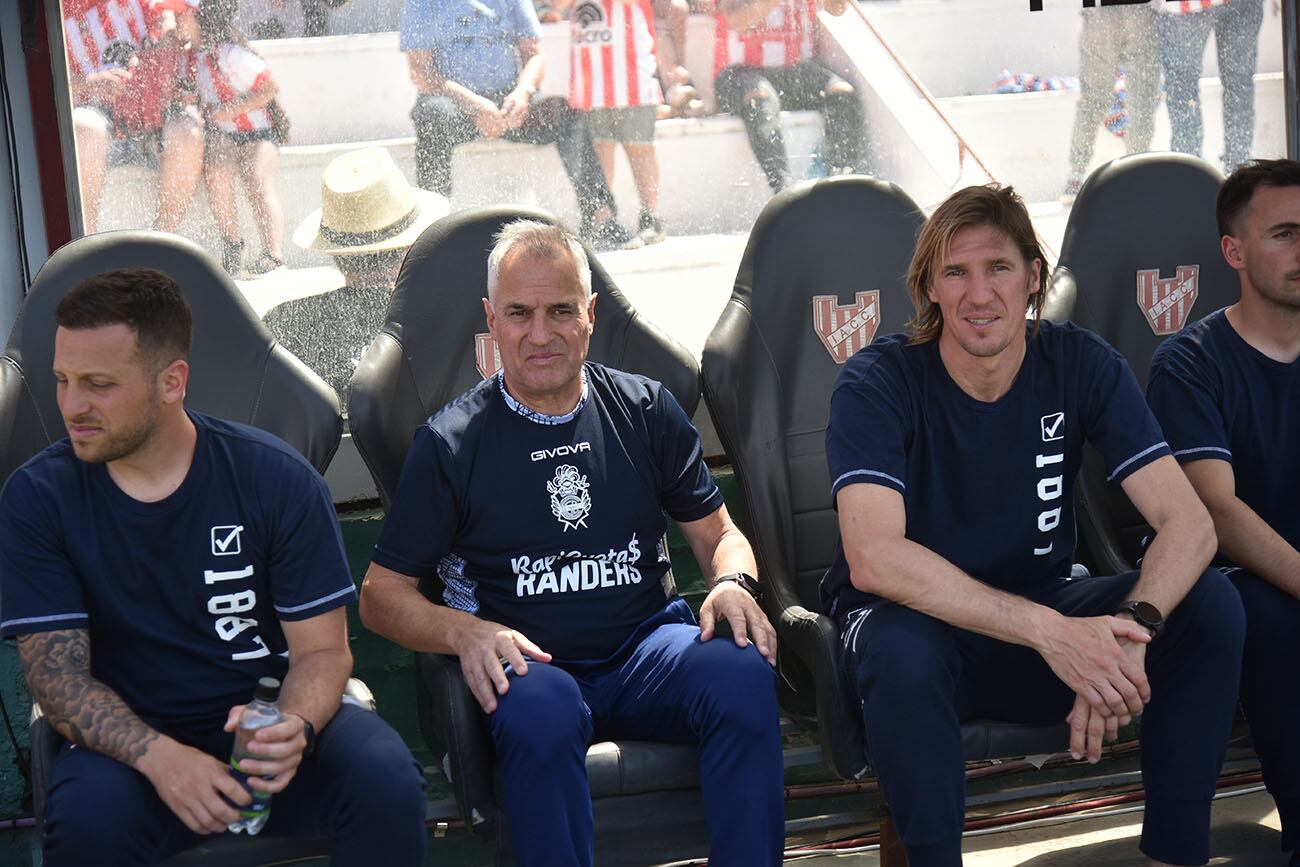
left=704, top=176, right=926, bottom=612
left=1055, top=152, right=1238, bottom=386
left=349, top=206, right=700, bottom=508
left=0, top=231, right=342, bottom=480
left=1054, top=153, right=1237, bottom=572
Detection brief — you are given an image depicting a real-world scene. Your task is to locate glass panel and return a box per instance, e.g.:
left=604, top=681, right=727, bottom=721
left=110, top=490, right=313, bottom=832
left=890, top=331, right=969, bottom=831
left=56, top=0, right=1288, bottom=404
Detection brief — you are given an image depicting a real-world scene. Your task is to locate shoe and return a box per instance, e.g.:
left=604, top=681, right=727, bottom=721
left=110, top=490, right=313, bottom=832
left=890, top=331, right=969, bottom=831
left=1060, top=173, right=1083, bottom=205
left=585, top=219, right=642, bottom=252
left=221, top=239, right=245, bottom=277
left=636, top=210, right=666, bottom=246
left=245, top=252, right=285, bottom=277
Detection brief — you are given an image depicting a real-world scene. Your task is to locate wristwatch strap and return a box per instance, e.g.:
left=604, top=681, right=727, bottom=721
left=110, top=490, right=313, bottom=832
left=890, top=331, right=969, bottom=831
left=715, top=572, right=760, bottom=601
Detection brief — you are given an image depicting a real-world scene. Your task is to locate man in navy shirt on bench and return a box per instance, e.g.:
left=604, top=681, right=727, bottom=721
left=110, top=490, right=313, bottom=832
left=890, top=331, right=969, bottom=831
left=359, top=220, right=784, bottom=867
left=822, top=185, right=1245, bottom=866
left=0, top=269, right=426, bottom=866
left=1147, top=158, right=1300, bottom=866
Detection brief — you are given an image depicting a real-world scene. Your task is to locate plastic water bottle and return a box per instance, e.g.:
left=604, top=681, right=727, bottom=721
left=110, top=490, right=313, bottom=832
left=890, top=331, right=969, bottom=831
left=228, top=677, right=283, bottom=835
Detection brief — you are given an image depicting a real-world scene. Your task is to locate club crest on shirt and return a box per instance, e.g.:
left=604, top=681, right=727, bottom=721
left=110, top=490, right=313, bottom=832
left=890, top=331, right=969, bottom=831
left=812, top=291, right=881, bottom=364
left=573, top=0, right=607, bottom=30
left=1136, top=265, right=1199, bottom=336
left=474, top=332, right=502, bottom=380
left=548, top=464, right=592, bottom=531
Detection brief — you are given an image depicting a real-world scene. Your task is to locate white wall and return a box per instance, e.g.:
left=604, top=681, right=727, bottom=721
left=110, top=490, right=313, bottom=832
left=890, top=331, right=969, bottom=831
left=862, top=0, right=1286, bottom=98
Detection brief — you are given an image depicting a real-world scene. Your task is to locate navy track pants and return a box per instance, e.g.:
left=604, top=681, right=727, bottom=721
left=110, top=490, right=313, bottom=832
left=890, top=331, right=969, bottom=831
left=1232, top=569, right=1300, bottom=853
left=839, top=568, right=1244, bottom=866
left=489, top=617, right=785, bottom=867
left=42, top=703, right=428, bottom=866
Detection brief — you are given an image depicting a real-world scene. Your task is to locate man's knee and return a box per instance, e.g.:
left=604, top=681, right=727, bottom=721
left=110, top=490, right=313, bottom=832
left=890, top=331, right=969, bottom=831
left=162, top=110, right=204, bottom=150
left=491, top=665, right=592, bottom=750
left=72, top=106, right=110, bottom=140
left=741, top=80, right=779, bottom=116
left=1174, top=568, right=1246, bottom=645
left=714, top=68, right=770, bottom=113
left=44, top=748, right=173, bottom=862
left=848, top=606, right=959, bottom=705
left=692, top=641, right=778, bottom=735
left=410, top=94, right=459, bottom=135
left=327, top=710, right=426, bottom=819
left=1230, top=571, right=1299, bottom=652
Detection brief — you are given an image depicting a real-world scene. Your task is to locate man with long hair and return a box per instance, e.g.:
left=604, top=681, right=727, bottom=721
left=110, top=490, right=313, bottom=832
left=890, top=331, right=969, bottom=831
left=822, top=184, right=1244, bottom=865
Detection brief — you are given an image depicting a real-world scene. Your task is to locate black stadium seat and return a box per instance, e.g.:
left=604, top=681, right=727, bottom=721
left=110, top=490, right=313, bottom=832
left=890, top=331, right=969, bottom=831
left=0, top=231, right=342, bottom=477
left=0, top=230, right=346, bottom=865
left=1049, top=153, right=1239, bottom=574
left=702, top=177, right=1070, bottom=853
left=347, top=206, right=712, bottom=865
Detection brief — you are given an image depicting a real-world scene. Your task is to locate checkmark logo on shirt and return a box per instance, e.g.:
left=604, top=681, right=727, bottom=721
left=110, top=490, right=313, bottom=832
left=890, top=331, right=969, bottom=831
left=211, top=525, right=243, bottom=557
left=1040, top=412, right=1065, bottom=442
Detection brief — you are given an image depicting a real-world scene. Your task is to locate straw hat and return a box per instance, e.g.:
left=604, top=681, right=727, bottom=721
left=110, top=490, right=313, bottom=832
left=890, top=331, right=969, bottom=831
left=293, top=147, right=449, bottom=256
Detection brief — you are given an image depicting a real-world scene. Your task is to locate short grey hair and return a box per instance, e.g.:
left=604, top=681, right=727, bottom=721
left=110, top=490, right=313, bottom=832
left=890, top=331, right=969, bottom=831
left=486, top=220, right=593, bottom=303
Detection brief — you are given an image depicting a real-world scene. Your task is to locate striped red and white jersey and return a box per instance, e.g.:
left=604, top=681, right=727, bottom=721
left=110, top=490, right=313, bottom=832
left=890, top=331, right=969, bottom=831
left=568, top=0, right=662, bottom=110
left=1160, top=0, right=1232, bottom=14
left=63, top=0, right=157, bottom=79
left=63, top=0, right=189, bottom=131
left=194, top=44, right=274, bottom=134
left=714, top=0, right=818, bottom=77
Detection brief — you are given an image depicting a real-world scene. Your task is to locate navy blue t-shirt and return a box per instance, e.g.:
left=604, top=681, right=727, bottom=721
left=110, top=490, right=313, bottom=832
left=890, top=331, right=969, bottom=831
left=0, top=412, right=356, bottom=729
left=820, top=321, right=1169, bottom=620
left=373, top=363, right=724, bottom=664
left=1147, top=307, right=1300, bottom=560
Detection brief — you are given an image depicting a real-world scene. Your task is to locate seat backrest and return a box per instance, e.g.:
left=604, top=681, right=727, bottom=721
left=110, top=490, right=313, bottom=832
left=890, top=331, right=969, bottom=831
left=1052, top=153, right=1237, bottom=571
left=0, top=231, right=342, bottom=481
left=348, top=206, right=701, bottom=509
left=702, top=177, right=925, bottom=614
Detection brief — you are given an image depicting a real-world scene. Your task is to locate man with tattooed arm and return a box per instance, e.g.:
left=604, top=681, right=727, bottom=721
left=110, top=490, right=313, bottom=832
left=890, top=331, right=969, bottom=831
left=0, top=269, right=425, bottom=866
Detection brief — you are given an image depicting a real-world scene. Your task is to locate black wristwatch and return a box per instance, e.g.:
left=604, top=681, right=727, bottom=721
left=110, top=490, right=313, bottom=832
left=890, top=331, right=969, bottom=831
left=1116, top=600, right=1165, bottom=639
left=292, top=715, right=317, bottom=757
left=715, top=572, right=760, bottom=601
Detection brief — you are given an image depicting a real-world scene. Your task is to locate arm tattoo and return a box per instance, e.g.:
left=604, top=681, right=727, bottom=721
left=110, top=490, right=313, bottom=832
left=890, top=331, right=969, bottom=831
left=17, top=630, right=159, bottom=767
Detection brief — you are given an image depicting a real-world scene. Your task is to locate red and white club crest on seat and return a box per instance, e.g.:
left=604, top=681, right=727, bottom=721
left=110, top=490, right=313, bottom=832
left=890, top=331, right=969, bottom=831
left=474, top=333, right=502, bottom=380
left=1136, top=265, right=1199, bottom=336
left=812, top=291, right=881, bottom=364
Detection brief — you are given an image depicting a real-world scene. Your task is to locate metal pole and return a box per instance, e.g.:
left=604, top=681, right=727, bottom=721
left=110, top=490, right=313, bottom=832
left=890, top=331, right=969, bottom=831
left=1286, top=0, right=1299, bottom=158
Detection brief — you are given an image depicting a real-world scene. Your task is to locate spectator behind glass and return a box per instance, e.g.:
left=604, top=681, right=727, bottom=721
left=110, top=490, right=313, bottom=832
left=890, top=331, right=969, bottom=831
left=180, top=0, right=289, bottom=278
left=399, top=0, right=638, bottom=250
left=1156, top=0, right=1266, bottom=173
left=558, top=0, right=669, bottom=245
left=63, top=0, right=206, bottom=235
left=713, top=0, right=865, bottom=193
left=263, top=147, right=449, bottom=400
left=653, top=0, right=705, bottom=118
left=1061, top=3, right=1159, bottom=203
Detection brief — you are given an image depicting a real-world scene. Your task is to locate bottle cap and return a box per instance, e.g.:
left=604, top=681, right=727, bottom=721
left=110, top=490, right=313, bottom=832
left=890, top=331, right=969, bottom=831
left=254, top=677, right=281, bottom=702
